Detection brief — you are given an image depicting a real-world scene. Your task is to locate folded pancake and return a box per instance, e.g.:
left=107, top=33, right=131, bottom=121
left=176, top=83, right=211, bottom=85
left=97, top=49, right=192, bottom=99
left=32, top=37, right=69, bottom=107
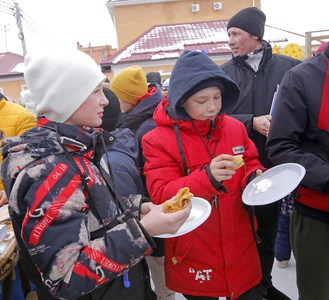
left=226, top=154, right=245, bottom=171
left=163, top=187, right=194, bottom=213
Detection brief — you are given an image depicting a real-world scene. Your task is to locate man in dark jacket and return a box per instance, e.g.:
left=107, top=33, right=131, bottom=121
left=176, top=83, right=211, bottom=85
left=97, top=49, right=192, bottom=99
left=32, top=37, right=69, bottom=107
left=220, top=7, right=300, bottom=300
left=266, top=44, right=329, bottom=300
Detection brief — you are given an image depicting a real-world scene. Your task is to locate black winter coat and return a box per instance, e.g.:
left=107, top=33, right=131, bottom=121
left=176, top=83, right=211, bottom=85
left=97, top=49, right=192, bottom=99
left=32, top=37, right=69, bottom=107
left=221, top=41, right=300, bottom=167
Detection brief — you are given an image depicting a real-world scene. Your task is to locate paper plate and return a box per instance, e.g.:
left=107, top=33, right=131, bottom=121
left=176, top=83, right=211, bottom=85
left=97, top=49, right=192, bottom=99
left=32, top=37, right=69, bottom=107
left=0, top=204, right=10, bottom=222
left=242, top=163, right=306, bottom=206
left=155, top=197, right=211, bottom=238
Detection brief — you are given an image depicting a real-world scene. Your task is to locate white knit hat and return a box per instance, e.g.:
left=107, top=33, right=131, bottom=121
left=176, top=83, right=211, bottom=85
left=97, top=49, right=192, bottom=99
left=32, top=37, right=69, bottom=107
left=24, top=49, right=105, bottom=122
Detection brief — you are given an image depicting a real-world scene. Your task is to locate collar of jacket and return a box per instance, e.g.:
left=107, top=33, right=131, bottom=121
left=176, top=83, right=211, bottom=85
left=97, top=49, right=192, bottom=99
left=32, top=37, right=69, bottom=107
left=38, top=118, right=116, bottom=164
left=232, top=40, right=272, bottom=67
left=166, top=105, right=192, bottom=120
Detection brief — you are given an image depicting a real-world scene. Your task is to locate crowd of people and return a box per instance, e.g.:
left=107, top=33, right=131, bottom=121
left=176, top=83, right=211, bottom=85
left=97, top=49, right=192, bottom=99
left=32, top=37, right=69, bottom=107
left=1, top=6, right=328, bottom=300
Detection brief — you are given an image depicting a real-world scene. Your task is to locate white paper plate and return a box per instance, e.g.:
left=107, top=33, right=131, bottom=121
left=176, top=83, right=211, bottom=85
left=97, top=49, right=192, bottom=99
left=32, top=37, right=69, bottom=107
left=242, top=163, right=306, bottom=206
left=0, top=204, right=10, bottom=222
left=155, top=197, right=211, bottom=238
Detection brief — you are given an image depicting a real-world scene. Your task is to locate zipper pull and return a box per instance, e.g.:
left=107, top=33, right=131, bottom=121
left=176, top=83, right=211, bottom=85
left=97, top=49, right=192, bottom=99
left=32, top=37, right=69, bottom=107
left=212, top=195, right=218, bottom=208
left=123, top=271, right=130, bottom=288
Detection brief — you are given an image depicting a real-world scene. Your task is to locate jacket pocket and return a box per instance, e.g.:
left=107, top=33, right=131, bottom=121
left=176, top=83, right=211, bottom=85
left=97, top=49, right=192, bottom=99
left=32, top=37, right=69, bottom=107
left=166, top=231, right=194, bottom=265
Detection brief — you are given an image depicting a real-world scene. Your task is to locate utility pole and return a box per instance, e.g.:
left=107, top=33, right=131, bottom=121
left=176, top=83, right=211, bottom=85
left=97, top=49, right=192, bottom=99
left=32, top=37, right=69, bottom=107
left=13, top=2, right=27, bottom=55
left=88, top=42, right=93, bottom=58
left=0, top=24, right=9, bottom=52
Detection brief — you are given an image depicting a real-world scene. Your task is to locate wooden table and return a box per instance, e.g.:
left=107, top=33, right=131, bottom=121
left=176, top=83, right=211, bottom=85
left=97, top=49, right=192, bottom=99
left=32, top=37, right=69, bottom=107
left=0, top=219, right=31, bottom=300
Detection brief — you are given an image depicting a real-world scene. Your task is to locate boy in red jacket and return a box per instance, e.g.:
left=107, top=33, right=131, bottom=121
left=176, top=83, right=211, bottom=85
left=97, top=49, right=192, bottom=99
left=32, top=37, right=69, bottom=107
left=142, top=50, right=265, bottom=299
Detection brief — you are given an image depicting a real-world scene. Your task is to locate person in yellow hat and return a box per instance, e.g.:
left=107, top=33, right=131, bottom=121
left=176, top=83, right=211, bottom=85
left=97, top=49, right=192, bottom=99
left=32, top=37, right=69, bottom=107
left=0, top=92, right=37, bottom=206
left=110, top=64, right=164, bottom=188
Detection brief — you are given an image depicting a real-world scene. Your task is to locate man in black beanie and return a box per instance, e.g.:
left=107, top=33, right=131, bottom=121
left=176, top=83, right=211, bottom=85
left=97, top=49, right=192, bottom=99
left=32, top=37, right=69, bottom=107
left=221, top=7, right=300, bottom=300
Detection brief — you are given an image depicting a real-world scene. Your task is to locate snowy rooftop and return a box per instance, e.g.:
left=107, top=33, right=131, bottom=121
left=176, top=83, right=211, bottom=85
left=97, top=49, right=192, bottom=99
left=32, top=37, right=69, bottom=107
left=101, top=20, right=306, bottom=65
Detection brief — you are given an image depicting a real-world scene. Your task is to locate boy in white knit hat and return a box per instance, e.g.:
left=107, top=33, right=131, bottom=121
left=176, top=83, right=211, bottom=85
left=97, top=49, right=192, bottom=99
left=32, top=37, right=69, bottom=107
left=0, top=49, right=191, bottom=300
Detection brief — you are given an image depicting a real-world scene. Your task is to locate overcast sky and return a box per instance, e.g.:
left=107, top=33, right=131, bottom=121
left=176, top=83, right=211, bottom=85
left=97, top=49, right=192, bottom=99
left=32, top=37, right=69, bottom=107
left=0, top=0, right=328, bottom=55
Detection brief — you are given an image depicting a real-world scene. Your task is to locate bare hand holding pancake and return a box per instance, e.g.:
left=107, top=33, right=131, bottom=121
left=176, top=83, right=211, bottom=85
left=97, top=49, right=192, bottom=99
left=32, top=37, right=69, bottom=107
left=163, top=187, right=194, bottom=213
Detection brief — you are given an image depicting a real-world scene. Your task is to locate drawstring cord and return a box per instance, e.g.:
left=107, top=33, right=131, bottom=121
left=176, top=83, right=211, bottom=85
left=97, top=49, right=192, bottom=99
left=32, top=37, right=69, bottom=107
left=191, top=120, right=218, bottom=160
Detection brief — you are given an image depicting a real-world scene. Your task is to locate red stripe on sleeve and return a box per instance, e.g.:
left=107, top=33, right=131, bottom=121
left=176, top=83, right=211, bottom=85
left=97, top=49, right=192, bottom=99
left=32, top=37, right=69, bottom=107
left=73, top=261, right=109, bottom=285
left=82, top=247, right=128, bottom=274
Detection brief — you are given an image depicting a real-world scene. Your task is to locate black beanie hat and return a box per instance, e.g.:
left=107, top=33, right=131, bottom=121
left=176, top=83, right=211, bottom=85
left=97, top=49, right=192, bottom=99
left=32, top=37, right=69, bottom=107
left=101, top=87, right=121, bottom=132
left=227, top=7, right=266, bottom=40
left=146, top=72, right=161, bottom=85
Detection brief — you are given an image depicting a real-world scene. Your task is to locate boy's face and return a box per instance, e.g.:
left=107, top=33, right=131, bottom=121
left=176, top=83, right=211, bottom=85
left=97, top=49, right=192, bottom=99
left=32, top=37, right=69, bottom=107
left=65, top=82, right=109, bottom=128
left=181, top=86, right=223, bottom=121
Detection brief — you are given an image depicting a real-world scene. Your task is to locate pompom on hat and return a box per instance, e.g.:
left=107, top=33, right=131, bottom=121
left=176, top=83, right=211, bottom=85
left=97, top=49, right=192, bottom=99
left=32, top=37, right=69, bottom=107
left=24, top=49, right=105, bottom=123
left=227, top=7, right=266, bottom=41
left=110, top=65, right=148, bottom=105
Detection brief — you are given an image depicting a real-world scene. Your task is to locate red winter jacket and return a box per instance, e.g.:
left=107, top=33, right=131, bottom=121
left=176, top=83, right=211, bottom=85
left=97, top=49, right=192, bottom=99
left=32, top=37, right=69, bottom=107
left=142, top=99, right=262, bottom=299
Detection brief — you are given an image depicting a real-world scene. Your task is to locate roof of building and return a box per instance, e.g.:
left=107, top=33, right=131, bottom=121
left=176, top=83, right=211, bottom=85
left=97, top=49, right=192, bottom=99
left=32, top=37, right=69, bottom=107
left=101, top=20, right=306, bottom=66
left=0, top=52, right=24, bottom=79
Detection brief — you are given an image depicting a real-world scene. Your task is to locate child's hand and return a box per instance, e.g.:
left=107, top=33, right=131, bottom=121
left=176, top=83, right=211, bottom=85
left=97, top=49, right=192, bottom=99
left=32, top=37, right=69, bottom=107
left=209, top=154, right=238, bottom=183
left=140, top=199, right=192, bottom=237
left=0, top=190, right=8, bottom=207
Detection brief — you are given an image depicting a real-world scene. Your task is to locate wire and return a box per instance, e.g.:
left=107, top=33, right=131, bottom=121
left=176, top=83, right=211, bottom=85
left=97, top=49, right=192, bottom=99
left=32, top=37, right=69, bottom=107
left=21, top=10, right=57, bottom=43
left=0, top=1, right=14, bottom=16
left=0, top=0, right=57, bottom=44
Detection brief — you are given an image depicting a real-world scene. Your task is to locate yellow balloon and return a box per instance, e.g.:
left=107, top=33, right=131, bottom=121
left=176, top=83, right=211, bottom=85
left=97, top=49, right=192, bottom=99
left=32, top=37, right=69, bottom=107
left=272, top=44, right=281, bottom=54
left=281, top=43, right=303, bottom=60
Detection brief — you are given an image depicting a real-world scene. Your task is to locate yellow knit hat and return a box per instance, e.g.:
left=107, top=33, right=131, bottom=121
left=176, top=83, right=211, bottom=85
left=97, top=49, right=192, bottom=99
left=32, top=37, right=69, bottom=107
left=110, top=65, right=148, bottom=105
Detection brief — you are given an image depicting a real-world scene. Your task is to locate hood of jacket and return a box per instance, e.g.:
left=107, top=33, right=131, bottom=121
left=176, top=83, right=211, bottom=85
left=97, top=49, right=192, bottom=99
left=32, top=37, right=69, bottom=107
left=108, top=128, right=138, bottom=162
left=167, top=50, right=240, bottom=119
left=152, top=97, right=226, bottom=144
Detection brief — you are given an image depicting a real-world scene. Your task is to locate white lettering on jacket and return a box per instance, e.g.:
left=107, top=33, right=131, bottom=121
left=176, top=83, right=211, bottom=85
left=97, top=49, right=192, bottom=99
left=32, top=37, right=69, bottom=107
left=189, top=267, right=213, bottom=282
